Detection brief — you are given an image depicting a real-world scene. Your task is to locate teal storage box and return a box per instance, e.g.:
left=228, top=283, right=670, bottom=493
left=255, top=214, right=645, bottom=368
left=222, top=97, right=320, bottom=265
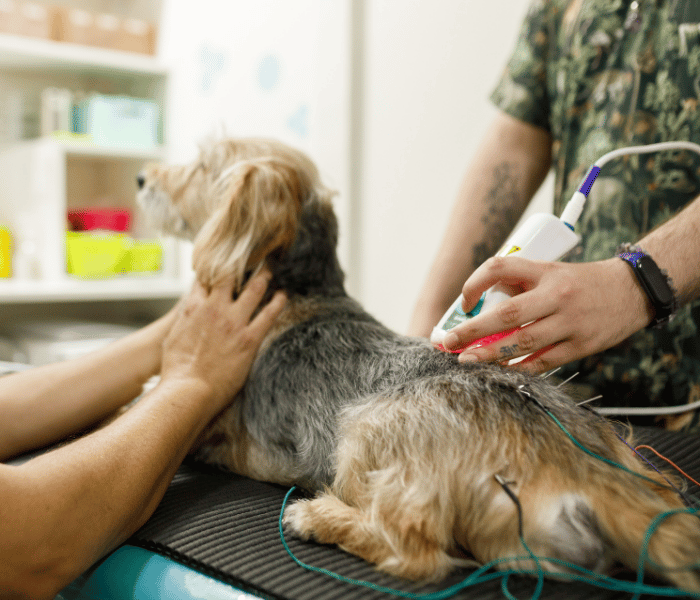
left=74, top=94, right=159, bottom=149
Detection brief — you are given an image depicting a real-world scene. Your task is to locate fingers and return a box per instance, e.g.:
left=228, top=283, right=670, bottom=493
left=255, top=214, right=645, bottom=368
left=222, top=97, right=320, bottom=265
left=455, top=316, right=565, bottom=368
left=460, top=256, right=546, bottom=313
left=249, top=290, right=287, bottom=338
left=228, top=270, right=273, bottom=319
left=509, top=341, right=578, bottom=375
left=206, top=269, right=287, bottom=337
left=444, top=289, right=559, bottom=353
left=184, top=278, right=209, bottom=307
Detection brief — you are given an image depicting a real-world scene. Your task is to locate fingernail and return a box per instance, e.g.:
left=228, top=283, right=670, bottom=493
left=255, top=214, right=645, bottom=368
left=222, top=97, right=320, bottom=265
left=459, top=353, right=478, bottom=363
left=444, top=333, right=458, bottom=349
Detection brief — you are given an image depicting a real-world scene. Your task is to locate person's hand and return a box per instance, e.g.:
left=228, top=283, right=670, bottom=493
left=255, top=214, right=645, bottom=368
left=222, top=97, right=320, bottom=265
left=441, top=256, right=654, bottom=374
left=161, top=270, right=286, bottom=415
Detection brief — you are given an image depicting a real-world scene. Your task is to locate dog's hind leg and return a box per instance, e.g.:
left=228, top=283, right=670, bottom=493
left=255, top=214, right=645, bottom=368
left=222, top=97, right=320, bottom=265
left=283, top=488, right=456, bottom=582
left=284, top=397, right=463, bottom=582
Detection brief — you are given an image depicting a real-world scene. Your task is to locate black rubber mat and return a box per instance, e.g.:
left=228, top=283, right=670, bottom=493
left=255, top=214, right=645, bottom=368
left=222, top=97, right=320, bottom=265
left=130, top=426, right=700, bottom=599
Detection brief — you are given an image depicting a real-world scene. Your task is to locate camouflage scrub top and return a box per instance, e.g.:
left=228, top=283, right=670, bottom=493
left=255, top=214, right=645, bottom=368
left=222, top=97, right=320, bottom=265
left=490, top=0, right=700, bottom=431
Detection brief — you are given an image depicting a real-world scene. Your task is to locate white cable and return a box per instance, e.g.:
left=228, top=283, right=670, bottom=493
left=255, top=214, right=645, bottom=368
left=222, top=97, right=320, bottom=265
left=595, top=398, right=700, bottom=416
left=594, top=140, right=700, bottom=168
left=563, top=141, right=700, bottom=417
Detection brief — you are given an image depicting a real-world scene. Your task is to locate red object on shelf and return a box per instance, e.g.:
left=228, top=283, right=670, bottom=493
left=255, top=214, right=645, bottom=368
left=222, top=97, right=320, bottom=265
left=67, top=208, right=131, bottom=232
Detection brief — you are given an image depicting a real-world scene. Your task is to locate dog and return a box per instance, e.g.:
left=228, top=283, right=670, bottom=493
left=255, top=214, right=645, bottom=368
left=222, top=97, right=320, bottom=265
left=137, top=137, right=700, bottom=590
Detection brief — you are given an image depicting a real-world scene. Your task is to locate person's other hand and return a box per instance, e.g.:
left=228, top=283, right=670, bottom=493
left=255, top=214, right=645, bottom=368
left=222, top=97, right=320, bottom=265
left=161, top=270, right=286, bottom=415
left=441, top=256, right=653, bottom=374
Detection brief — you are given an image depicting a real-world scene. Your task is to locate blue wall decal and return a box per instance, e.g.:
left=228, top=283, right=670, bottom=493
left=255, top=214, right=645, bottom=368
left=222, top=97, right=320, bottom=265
left=257, top=54, right=281, bottom=91
left=287, top=104, right=309, bottom=138
left=199, top=45, right=227, bottom=94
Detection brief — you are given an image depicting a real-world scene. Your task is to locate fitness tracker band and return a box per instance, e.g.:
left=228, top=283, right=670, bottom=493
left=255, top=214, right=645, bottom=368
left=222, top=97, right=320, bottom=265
left=616, top=246, right=678, bottom=328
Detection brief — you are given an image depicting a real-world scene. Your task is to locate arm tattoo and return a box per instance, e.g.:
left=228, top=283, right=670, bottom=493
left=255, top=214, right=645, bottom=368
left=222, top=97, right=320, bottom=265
left=471, top=163, right=524, bottom=270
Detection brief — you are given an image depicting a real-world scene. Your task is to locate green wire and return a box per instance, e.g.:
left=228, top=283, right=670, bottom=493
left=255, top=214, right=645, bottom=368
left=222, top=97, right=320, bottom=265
left=632, top=507, right=700, bottom=600
left=278, top=486, right=700, bottom=599
left=277, top=406, right=700, bottom=599
left=544, top=409, right=670, bottom=488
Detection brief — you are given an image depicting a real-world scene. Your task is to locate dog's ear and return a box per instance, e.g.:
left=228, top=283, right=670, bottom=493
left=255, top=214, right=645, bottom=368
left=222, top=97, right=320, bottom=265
left=192, top=157, right=305, bottom=290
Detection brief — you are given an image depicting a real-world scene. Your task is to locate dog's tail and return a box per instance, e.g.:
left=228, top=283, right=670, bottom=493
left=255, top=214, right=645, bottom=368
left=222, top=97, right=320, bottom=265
left=477, top=431, right=700, bottom=592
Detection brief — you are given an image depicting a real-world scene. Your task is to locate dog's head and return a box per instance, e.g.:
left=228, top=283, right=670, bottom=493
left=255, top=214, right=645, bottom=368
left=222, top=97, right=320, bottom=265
left=137, top=138, right=342, bottom=294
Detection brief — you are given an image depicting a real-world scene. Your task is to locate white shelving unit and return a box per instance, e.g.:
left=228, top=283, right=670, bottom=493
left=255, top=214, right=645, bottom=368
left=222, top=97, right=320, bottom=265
left=0, top=24, right=190, bottom=323
left=0, top=30, right=166, bottom=73
left=0, top=277, right=189, bottom=303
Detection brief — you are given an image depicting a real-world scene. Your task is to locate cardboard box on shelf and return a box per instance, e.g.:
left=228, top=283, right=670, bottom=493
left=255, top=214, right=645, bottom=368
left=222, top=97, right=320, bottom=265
left=53, top=6, right=156, bottom=55
left=93, top=11, right=119, bottom=50
left=55, top=6, right=93, bottom=46
left=0, top=0, right=57, bottom=40
left=18, top=1, right=53, bottom=39
left=0, top=0, right=20, bottom=35
left=118, top=18, right=155, bottom=55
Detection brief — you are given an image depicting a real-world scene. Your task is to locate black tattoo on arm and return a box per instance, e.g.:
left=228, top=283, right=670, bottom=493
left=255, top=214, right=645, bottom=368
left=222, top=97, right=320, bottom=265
left=471, top=163, right=524, bottom=270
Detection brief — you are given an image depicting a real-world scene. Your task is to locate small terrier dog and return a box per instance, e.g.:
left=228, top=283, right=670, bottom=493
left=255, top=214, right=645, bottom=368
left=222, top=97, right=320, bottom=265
left=137, top=138, right=700, bottom=590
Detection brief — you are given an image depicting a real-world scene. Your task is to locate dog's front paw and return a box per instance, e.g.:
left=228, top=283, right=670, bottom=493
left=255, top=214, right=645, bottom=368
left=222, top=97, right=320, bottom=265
left=282, top=499, right=316, bottom=541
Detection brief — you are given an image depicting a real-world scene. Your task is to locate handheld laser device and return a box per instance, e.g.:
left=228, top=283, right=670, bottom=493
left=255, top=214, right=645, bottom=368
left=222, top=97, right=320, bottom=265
left=430, top=141, right=700, bottom=353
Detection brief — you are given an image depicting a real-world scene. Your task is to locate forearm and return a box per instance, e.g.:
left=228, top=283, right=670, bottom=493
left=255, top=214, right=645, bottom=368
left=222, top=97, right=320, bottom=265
left=634, top=193, right=700, bottom=307
left=408, top=111, right=552, bottom=336
left=0, top=376, right=214, bottom=599
left=0, top=312, right=174, bottom=461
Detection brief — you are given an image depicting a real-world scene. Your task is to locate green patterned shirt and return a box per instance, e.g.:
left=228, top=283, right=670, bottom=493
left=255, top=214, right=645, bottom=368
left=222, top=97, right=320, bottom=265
left=491, top=0, right=700, bottom=430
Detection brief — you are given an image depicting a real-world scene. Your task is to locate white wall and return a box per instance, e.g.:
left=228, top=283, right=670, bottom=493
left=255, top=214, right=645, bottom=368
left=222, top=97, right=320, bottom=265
left=160, top=0, right=553, bottom=332
left=158, top=0, right=355, bottom=270
left=357, top=0, right=552, bottom=332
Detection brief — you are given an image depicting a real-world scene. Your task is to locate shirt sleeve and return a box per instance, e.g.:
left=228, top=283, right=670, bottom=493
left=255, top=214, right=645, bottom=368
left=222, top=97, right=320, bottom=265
left=490, top=0, right=553, bottom=132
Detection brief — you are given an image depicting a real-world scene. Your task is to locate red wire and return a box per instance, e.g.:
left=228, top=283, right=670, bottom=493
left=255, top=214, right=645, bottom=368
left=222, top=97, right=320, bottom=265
left=635, top=444, right=700, bottom=488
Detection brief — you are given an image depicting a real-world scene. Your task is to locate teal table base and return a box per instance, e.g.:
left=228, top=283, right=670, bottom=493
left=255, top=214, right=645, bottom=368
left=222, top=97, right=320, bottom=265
left=59, top=546, right=261, bottom=600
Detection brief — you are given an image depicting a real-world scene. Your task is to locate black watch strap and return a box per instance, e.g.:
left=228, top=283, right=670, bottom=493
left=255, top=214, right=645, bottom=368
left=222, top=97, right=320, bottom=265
left=617, top=249, right=677, bottom=328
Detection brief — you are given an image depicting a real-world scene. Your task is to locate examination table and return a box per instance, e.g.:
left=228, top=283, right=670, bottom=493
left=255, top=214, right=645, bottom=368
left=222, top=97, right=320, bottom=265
left=2, top=356, right=697, bottom=600
left=52, top=426, right=700, bottom=600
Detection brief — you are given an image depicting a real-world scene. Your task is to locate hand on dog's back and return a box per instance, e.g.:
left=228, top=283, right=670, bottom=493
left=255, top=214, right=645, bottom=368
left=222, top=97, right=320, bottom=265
left=161, top=270, right=286, bottom=420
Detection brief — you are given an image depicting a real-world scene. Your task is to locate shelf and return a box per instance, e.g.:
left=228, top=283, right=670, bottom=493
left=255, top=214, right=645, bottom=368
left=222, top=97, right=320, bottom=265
left=0, top=33, right=167, bottom=77
left=58, top=137, right=166, bottom=161
left=0, top=136, right=166, bottom=161
left=0, top=277, right=190, bottom=303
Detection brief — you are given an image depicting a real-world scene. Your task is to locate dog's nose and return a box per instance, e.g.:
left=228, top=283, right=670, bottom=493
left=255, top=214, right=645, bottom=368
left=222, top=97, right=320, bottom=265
left=136, top=172, right=146, bottom=190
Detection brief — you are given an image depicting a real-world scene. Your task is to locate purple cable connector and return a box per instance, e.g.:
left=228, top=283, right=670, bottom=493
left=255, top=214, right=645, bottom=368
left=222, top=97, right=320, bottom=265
left=578, top=166, right=601, bottom=197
